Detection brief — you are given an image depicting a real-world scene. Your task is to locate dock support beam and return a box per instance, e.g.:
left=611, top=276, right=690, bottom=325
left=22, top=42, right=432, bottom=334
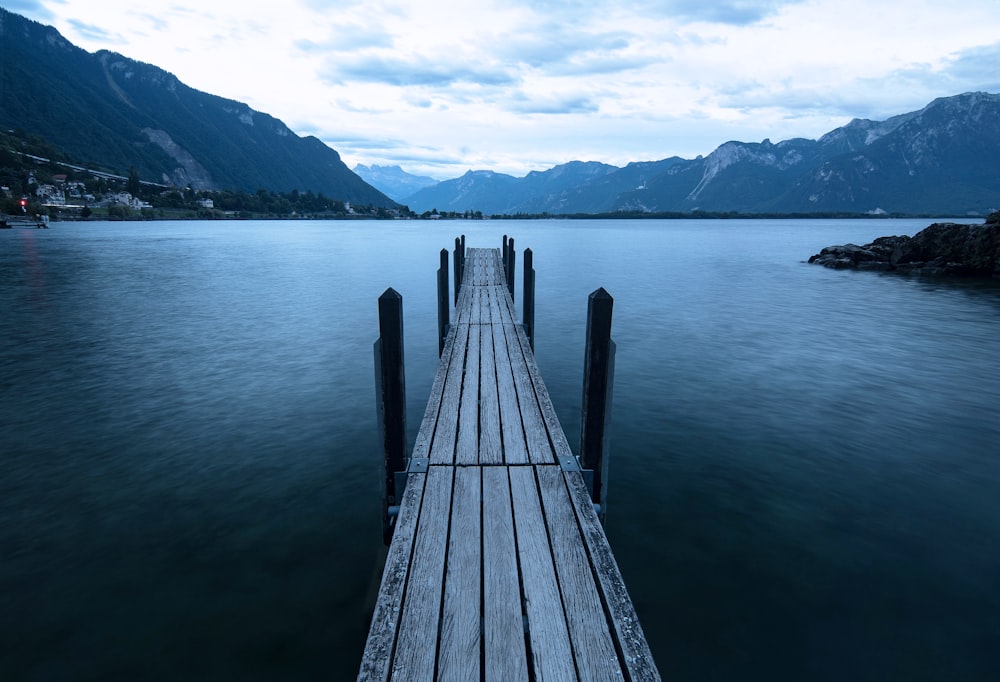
left=374, top=288, right=408, bottom=544
left=438, top=249, right=450, bottom=356
left=523, top=248, right=535, bottom=351
left=580, top=288, right=615, bottom=523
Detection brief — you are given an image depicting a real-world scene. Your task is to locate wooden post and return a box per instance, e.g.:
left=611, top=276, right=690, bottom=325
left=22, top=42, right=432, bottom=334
left=523, top=248, right=535, bottom=351
left=507, top=237, right=516, bottom=299
left=374, top=288, right=407, bottom=544
left=453, top=237, right=462, bottom=305
left=580, top=288, right=615, bottom=522
left=438, top=248, right=450, bottom=356
left=502, top=234, right=508, bottom=268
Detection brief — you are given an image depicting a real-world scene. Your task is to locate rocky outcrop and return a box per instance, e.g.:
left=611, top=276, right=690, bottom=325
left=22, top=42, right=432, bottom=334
left=808, top=216, right=1000, bottom=276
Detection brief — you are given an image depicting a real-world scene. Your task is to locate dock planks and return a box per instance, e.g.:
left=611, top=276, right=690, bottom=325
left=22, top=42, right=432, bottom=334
left=359, top=247, right=659, bottom=681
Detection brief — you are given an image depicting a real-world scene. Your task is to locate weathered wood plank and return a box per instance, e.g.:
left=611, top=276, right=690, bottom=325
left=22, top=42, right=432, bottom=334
left=482, top=467, right=529, bottom=681
left=438, top=467, right=482, bottom=680
left=357, top=472, right=427, bottom=682
left=480, top=249, right=492, bottom=286
left=454, top=276, right=475, bottom=325
left=429, top=324, right=470, bottom=465
left=468, top=249, right=479, bottom=286
left=509, top=465, right=576, bottom=681
left=463, top=248, right=474, bottom=286
left=410, top=321, right=460, bottom=460
left=488, top=285, right=508, bottom=320
left=390, top=466, right=454, bottom=680
left=493, top=321, right=528, bottom=464
left=504, top=322, right=553, bottom=464
left=485, top=285, right=529, bottom=465
left=512, top=324, right=577, bottom=467
left=456, top=324, right=480, bottom=465
left=489, top=250, right=504, bottom=286
left=467, top=249, right=480, bottom=286
left=468, top=284, right=483, bottom=325
left=537, top=466, right=623, bottom=680
left=496, top=279, right=516, bottom=321
left=496, top=250, right=506, bottom=286
left=562, top=468, right=662, bottom=682
left=479, top=308, right=502, bottom=465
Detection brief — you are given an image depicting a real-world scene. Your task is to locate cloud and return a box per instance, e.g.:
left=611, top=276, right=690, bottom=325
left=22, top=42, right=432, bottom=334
left=64, top=18, right=119, bottom=43
left=296, top=31, right=393, bottom=53
left=325, top=134, right=415, bottom=151
left=814, top=41, right=1000, bottom=120
left=323, top=55, right=518, bottom=87
left=511, top=0, right=806, bottom=26
left=495, top=34, right=659, bottom=79
left=943, top=41, right=1000, bottom=91
left=506, top=93, right=600, bottom=115
left=494, top=24, right=634, bottom=68
left=130, top=11, right=168, bottom=33
left=334, top=99, right=397, bottom=115
left=1, top=0, right=52, bottom=19
left=632, top=0, right=808, bottom=25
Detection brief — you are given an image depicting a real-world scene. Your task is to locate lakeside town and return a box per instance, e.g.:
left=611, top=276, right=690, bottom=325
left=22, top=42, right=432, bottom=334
left=0, top=142, right=413, bottom=221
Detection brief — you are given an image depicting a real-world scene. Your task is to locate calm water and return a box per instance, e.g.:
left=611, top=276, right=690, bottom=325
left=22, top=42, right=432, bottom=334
left=2, top=219, right=998, bottom=680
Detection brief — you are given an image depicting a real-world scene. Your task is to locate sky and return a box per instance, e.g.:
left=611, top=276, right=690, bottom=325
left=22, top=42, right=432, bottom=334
left=6, top=0, right=1000, bottom=179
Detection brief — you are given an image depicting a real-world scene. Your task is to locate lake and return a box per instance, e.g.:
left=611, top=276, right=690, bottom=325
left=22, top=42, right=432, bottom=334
left=2, top=218, right=998, bottom=680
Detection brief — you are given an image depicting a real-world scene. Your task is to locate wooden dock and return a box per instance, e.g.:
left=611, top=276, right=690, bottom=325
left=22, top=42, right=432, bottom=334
left=360, top=244, right=660, bottom=681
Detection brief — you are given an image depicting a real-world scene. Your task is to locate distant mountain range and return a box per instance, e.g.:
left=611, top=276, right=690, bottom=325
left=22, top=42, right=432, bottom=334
left=398, top=93, right=1000, bottom=216
left=0, top=8, right=394, bottom=207
left=3, top=8, right=996, bottom=216
left=353, top=164, right=437, bottom=202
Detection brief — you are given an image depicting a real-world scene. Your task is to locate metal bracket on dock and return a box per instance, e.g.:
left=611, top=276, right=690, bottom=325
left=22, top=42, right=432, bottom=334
left=576, top=466, right=604, bottom=519
left=559, top=457, right=605, bottom=520
left=388, top=457, right=429, bottom=519
left=558, top=454, right=581, bottom=472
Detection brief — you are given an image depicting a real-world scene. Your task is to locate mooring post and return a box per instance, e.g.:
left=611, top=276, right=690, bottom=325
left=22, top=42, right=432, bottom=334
left=523, top=247, right=535, bottom=350
left=580, top=288, right=615, bottom=522
left=453, top=237, right=462, bottom=305
left=374, top=288, right=407, bottom=544
left=507, top=237, right=516, bottom=299
left=502, top=234, right=508, bottom=269
left=438, top=248, right=450, bottom=356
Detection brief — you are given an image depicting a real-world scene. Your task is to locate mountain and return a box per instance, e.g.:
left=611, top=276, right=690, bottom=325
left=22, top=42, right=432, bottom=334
left=353, top=164, right=437, bottom=202
left=0, top=8, right=394, bottom=207
left=539, top=158, right=687, bottom=214
left=615, top=92, right=1000, bottom=215
left=407, top=93, right=1000, bottom=216
left=404, top=161, right=622, bottom=214
left=405, top=170, right=520, bottom=214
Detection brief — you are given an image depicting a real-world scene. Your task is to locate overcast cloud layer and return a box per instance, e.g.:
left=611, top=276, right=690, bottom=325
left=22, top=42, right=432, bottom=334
left=8, top=0, right=1000, bottom=178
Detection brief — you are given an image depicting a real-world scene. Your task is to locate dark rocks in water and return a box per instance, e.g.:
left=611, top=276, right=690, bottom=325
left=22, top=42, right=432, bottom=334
left=808, top=218, right=1000, bottom=277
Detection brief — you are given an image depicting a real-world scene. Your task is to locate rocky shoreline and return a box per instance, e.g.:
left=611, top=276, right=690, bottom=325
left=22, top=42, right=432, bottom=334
left=808, top=214, right=1000, bottom=277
